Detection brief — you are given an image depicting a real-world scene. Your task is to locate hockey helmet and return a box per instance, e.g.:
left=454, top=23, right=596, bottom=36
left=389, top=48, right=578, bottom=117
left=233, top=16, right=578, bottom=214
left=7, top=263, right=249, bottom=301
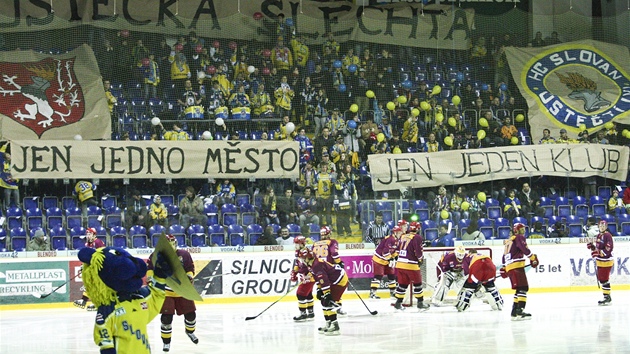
left=320, top=226, right=332, bottom=238
left=165, top=234, right=177, bottom=250
left=455, top=245, right=466, bottom=261
left=392, top=226, right=403, bottom=234
left=512, top=223, right=526, bottom=235
left=409, top=221, right=421, bottom=232
left=397, top=219, right=408, bottom=227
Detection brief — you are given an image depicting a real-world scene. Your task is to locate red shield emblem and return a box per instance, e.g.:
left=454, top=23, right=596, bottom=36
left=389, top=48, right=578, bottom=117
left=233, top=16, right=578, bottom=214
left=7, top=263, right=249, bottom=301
left=0, top=57, right=85, bottom=137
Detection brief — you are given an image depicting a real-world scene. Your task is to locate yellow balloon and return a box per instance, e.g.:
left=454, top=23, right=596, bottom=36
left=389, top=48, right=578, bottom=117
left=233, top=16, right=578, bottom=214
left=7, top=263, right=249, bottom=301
left=452, top=95, right=461, bottom=106
left=579, top=124, right=586, bottom=131
left=397, top=95, right=407, bottom=104
left=350, top=104, right=359, bottom=113
left=432, top=85, right=442, bottom=96
left=479, top=117, right=489, bottom=127
left=411, top=108, right=420, bottom=117
left=477, top=192, right=487, bottom=203
left=448, top=117, right=457, bottom=127
left=623, top=129, right=630, bottom=138
left=604, top=121, right=614, bottom=129
left=366, top=90, right=375, bottom=98
left=461, top=201, right=470, bottom=211
left=387, top=101, right=396, bottom=111
left=392, top=147, right=402, bottom=154
left=515, top=114, right=525, bottom=122
left=625, top=130, right=630, bottom=139
left=421, top=101, right=431, bottom=111
left=477, top=130, right=486, bottom=140
left=511, top=136, right=519, bottom=145
left=440, top=209, right=449, bottom=220
left=377, top=133, right=385, bottom=142
left=444, top=136, right=453, bottom=146
left=436, top=113, right=445, bottom=122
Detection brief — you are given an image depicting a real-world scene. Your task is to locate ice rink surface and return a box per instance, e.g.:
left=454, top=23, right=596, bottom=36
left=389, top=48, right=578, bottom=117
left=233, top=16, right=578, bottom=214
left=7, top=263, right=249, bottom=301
left=1, top=290, right=629, bottom=354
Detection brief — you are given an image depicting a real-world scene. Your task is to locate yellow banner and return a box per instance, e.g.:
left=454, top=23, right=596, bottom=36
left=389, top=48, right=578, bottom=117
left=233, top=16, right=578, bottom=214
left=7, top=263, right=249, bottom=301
left=0, top=0, right=473, bottom=50
left=11, top=140, right=300, bottom=179
left=505, top=40, right=630, bottom=143
left=0, top=45, right=111, bottom=140
left=368, top=144, right=629, bottom=191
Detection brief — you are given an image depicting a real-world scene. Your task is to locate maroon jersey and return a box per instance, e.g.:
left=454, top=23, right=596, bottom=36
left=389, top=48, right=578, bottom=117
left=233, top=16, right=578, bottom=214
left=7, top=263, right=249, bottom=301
left=594, top=231, right=614, bottom=267
left=312, top=239, right=340, bottom=264
left=395, top=233, right=424, bottom=271
left=147, top=249, right=195, bottom=297
left=372, top=235, right=399, bottom=266
left=86, top=238, right=105, bottom=248
left=502, top=234, right=532, bottom=272
left=311, top=258, right=347, bottom=293
left=438, top=251, right=463, bottom=273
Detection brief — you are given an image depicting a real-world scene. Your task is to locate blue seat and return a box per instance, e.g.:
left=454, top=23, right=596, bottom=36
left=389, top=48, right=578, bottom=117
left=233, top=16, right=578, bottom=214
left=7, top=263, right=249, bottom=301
left=110, top=226, right=128, bottom=248
left=10, top=227, right=28, bottom=251
left=0, top=228, right=6, bottom=250
left=590, top=196, right=606, bottom=216
left=70, top=226, right=87, bottom=250
left=93, top=225, right=108, bottom=245
left=228, top=224, right=245, bottom=246
left=187, top=224, right=207, bottom=247
left=147, top=224, right=165, bottom=247
left=167, top=205, right=180, bottom=226
left=235, top=194, right=251, bottom=207
left=598, top=186, right=611, bottom=200
left=422, top=220, right=438, bottom=242
left=538, top=197, right=554, bottom=218
left=555, top=197, right=571, bottom=219
left=221, top=203, right=238, bottom=226
left=478, top=218, right=494, bottom=239
left=48, top=226, right=67, bottom=250
left=286, top=223, right=301, bottom=238
left=129, top=225, right=148, bottom=248
left=6, top=207, right=23, bottom=230
left=46, top=207, right=63, bottom=229
left=246, top=224, right=264, bottom=245
left=65, top=207, right=83, bottom=230
left=106, top=207, right=123, bottom=228
left=43, top=196, right=59, bottom=210
left=160, top=195, right=175, bottom=207
left=617, top=214, right=630, bottom=235
left=457, top=219, right=471, bottom=237
left=101, top=196, right=117, bottom=213
left=413, top=200, right=430, bottom=221
left=567, top=217, right=584, bottom=237
left=308, top=223, right=321, bottom=241
left=240, top=203, right=257, bottom=227
left=205, top=203, right=219, bottom=225
left=208, top=224, right=225, bottom=246
left=168, top=224, right=186, bottom=247
left=26, top=207, right=44, bottom=231
left=574, top=196, right=589, bottom=219
left=23, top=196, right=40, bottom=210
left=376, top=201, right=395, bottom=223
left=86, top=205, right=103, bottom=228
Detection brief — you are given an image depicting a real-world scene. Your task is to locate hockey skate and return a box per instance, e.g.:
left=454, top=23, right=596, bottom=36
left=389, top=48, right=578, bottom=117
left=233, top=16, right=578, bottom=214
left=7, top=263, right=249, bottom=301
left=318, top=320, right=332, bottom=333
left=511, top=308, right=532, bottom=321
left=324, top=320, right=340, bottom=336
left=369, top=291, right=380, bottom=299
left=336, top=307, right=347, bottom=316
left=293, top=312, right=308, bottom=322
left=73, top=299, right=86, bottom=309
left=393, top=299, right=405, bottom=311
left=598, top=295, right=612, bottom=306
left=417, top=301, right=430, bottom=312
left=163, top=343, right=171, bottom=352
left=86, top=303, right=96, bottom=311
left=186, top=332, right=199, bottom=344
left=306, top=312, right=315, bottom=320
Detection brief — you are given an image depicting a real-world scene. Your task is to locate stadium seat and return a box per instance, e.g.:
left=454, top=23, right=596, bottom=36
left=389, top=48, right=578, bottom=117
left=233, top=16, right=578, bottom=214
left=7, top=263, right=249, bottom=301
left=240, top=203, right=257, bottom=227
left=6, top=207, right=23, bottom=230
left=130, top=225, right=148, bottom=248
left=65, top=207, right=82, bottom=230
left=221, top=203, right=238, bottom=226
left=246, top=224, right=264, bottom=245
left=168, top=224, right=186, bottom=247
left=105, top=207, right=123, bottom=228
left=23, top=196, right=40, bottom=210
left=0, top=228, right=6, bottom=250
left=422, top=220, right=438, bottom=242
left=286, top=223, right=301, bottom=238
left=10, top=227, right=28, bottom=251
left=70, top=226, right=87, bottom=250
left=208, top=224, right=225, bottom=246
left=110, top=226, right=128, bottom=248
left=86, top=205, right=103, bottom=228
left=48, top=226, right=67, bottom=250
left=477, top=218, right=494, bottom=239
left=147, top=224, right=165, bottom=248
left=42, top=196, right=59, bottom=210
left=187, top=224, right=207, bottom=247
left=46, top=207, right=63, bottom=229
left=308, top=223, right=321, bottom=241
left=26, top=207, right=44, bottom=231
left=227, top=224, right=245, bottom=246
left=205, top=203, right=219, bottom=225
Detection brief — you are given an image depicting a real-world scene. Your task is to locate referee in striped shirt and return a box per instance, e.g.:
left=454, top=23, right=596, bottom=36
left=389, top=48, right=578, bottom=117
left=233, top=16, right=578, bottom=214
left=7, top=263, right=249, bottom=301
left=366, top=212, right=390, bottom=245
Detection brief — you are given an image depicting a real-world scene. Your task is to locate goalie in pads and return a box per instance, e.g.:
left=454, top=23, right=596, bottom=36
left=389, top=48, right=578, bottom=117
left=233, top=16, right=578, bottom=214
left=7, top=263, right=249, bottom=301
left=455, top=250, right=504, bottom=312
left=432, top=245, right=466, bottom=306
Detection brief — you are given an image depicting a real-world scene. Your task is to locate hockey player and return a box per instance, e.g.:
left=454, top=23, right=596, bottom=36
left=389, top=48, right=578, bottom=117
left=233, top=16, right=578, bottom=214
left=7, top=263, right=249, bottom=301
left=500, top=223, right=539, bottom=321
left=432, top=245, right=466, bottom=306
left=74, top=228, right=105, bottom=311
left=312, top=226, right=346, bottom=314
left=147, top=234, right=199, bottom=352
left=370, top=226, right=402, bottom=299
left=291, top=236, right=316, bottom=321
left=299, top=249, right=348, bottom=336
left=588, top=220, right=614, bottom=305
left=456, top=249, right=503, bottom=312
left=393, top=223, right=430, bottom=311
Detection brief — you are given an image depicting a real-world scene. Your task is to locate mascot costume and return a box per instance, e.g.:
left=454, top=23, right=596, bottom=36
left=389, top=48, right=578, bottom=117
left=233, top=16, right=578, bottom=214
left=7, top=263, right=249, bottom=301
left=78, top=246, right=172, bottom=354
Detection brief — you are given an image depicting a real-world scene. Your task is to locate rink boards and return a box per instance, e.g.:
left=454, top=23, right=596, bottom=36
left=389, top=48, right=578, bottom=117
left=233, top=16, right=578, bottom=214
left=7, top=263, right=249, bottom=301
left=1, top=238, right=629, bottom=308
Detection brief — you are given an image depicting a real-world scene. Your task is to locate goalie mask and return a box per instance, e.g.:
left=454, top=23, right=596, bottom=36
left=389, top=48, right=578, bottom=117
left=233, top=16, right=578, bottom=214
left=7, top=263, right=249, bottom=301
left=455, top=245, right=466, bottom=261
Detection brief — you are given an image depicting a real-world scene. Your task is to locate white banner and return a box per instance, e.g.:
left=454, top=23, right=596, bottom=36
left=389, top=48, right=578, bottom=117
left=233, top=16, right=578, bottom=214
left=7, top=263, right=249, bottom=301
left=11, top=140, right=300, bottom=179
left=368, top=143, right=629, bottom=191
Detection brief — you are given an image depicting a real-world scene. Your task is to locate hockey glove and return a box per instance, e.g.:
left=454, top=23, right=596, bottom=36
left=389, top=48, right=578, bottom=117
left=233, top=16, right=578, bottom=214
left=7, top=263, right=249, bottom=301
left=529, top=254, right=539, bottom=268
left=153, top=252, right=173, bottom=279
left=321, top=292, right=332, bottom=307
left=499, top=267, right=508, bottom=279
left=338, top=261, right=345, bottom=270
left=316, top=288, right=323, bottom=300
left=591, top=250, right=600, bottom=258
left=587, top=243, right=596, bottom=251
left=290, top=271, right=298, bottom=283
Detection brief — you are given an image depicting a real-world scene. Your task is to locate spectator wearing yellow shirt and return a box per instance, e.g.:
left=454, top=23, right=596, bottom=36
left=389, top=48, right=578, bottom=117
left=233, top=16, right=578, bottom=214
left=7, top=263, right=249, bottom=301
left=148, top=195, right=168, bottom=227
left=160, top=122, right=189, bottom=141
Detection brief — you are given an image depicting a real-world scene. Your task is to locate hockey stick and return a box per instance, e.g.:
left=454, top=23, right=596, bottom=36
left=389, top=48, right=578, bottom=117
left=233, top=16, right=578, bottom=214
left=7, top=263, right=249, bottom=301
left=347, top=280, right=378, bottom=315
left=245, top=282, right=300, bottom=321
left=32, top=271, right=82, bottom=299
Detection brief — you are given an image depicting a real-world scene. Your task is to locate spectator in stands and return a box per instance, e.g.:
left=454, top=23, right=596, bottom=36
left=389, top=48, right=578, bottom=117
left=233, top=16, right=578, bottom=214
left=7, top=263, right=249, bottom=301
left=450, top=186, right=467, bottom=224
left=27, top=229, right=50, bottom=251
left=179, top=186, right=207, bottom=229
left=148, top=195, right=168, bottom=227
left=578, top=130, right=590, bottom=143
left=297, top=76, right=316, bottom=125
left=401, top=114, right=419, bottom=151
left=0, top=142, right=19, bottom=210
left=276, top=226, right=293, bottom=246
left=160, top=122, right=189, bottom=141
left=170, top=52, right=191, bottom=95
left=214, top=179, right=236, bottom=207
left=113, top=36, right=133, bottom=84
left=298, top=160, right=318, bottom=191
left=323, top=32, right=340, bottom=56
left=251, top=82, right=273, bottom=117
left=103, top=80, right=117, bottom=130
left=316, top=161, right=336, bottom=229
left=434, top=225, right=450, bottom=246
left=423, top=133, right=441, bottom=153
left=530, top=32, right=546, bottom=47
left=271, top=37, right=292, bottom=75
left=503, top=189, right=522, bottom=220
left=556, top=128, right=576, bottom=143
left=228, top=84, right=251, bottom=109
left=261, top=187, right=280, bottom=227
left=95, top=38, right=115, bottom=82
left=529, top=222, right=547, bottom=239
left=500, top=116, right=518, bottom=145
left=546, top=31, right=562, bottom=45
left=470, top=36, right=488, bottom=66
left=277, top=188, right=299, bottom=226
left=518, top=183, right=542, bottom=218
left=607, top=189, right=625, bottom=216
left=461, top=219, right=484, bottom=241
left=432, top=186, right=450, bottom=223
left=591, top=130, right=609, bottom=144
left=378, top=115, right=393, bottom=140
left=314, top=127, right=335, bottom=164
left=549, top=221, right=567, bottom=238
left=274, top=76, right=294, bottom=117
left=125, top=189, right=147, bottom=229
left=330, top=134, right=349, bottom=166
left=255, top=225, right=278, bottom=246
left=178, top=79, right=202, bottom=109
left=141, top=53, right=160, bottom=100
left=297, top=186, right=319, bottom=234
left=74, top=180, right=98, bottom=218
left=539, top=128, right=556, bottom=144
